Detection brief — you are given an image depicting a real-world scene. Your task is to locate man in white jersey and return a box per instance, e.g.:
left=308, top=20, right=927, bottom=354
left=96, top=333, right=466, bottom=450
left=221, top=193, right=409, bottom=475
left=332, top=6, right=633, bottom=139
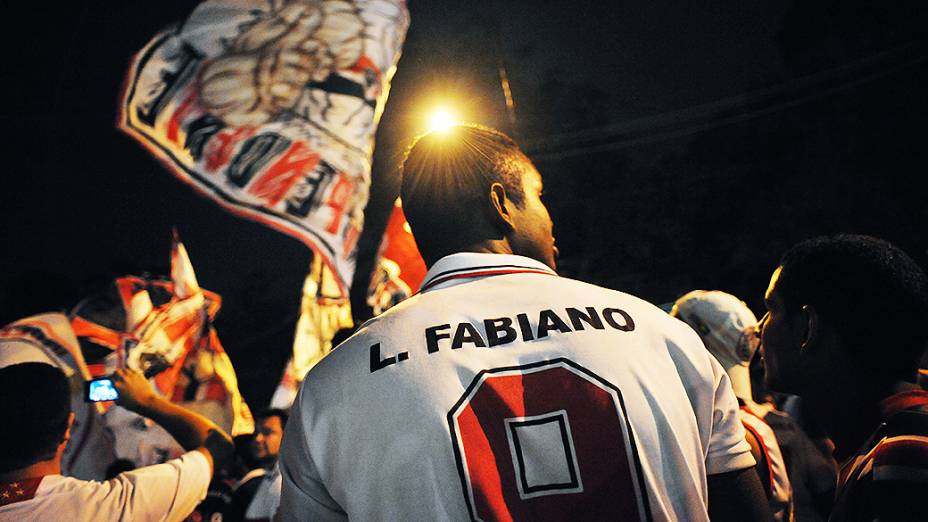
left=0, top=363, right=233, bottom=521
left=278, top=124, right=770, bottom=521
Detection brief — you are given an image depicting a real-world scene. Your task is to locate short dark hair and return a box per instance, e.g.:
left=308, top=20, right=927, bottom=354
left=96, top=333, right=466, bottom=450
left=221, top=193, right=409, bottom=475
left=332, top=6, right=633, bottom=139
left=400, top=125, right=530, bottom=259
left=777, top=234, right=928, bottom=379
left=0, top=363, right=72, bottom=472
left=256, top=408, right=288, bottom=429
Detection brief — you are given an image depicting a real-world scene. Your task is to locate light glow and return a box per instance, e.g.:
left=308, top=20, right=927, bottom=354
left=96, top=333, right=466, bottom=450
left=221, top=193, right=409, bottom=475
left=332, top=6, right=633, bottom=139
left=428, top=109, right=457, bottom=133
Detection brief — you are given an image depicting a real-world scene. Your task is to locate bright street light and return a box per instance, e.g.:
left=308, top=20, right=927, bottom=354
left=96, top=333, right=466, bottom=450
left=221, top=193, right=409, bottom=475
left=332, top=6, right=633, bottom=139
left=427, top=109, right=457, bottom=133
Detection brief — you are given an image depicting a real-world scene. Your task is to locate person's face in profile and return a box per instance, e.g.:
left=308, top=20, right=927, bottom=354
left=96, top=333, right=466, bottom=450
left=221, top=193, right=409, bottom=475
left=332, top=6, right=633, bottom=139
left=758, top=266, right=805, bottom=394
left=507, top=163, right=558, bottom=270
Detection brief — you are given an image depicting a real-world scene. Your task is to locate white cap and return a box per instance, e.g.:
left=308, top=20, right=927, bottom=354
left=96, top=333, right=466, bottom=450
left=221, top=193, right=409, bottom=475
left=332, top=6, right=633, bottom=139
left=671, top=290, right=760, bottom=400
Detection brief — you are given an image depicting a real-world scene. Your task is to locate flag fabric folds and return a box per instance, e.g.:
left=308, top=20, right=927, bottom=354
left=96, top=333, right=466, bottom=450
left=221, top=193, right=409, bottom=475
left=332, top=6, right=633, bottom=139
left=270, top=200, right=426, bottom=409
left=367, top=198, right=426, bottom=316
left=270, top=254, right=353, bottom=409
left=70, top=237, right=255, bottom=438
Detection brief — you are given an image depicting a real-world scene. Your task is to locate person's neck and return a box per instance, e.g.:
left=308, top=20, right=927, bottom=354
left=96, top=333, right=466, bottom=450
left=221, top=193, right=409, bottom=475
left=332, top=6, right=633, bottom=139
left=809, top=374, right=918, bottom=461
left=425, top=240, right=514, bottom=267
left=0, top=458, right=60, bottom=483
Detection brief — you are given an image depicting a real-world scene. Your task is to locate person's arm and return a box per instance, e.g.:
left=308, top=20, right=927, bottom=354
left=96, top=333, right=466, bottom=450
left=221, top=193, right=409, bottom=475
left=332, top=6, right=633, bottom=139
left=112, top=367, right=234, bottom=475
left=708, top=467, right=772, bottom=522
left=700, top=354, right=770, bottom=521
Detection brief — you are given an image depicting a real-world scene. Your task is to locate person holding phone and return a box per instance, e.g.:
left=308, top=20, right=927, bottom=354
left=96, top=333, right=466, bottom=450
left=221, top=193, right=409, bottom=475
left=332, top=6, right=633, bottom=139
left=0, top=363, right=234, bottom=521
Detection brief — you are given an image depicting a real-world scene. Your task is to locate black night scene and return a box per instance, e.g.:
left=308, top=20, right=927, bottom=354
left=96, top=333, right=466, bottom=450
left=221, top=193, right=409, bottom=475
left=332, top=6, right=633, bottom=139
left=0, top=0, right=928, bottom=520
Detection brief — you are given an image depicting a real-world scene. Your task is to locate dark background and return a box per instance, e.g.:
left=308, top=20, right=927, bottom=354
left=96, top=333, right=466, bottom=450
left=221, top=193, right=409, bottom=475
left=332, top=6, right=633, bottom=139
left=3, top=0, right=927, bottom=408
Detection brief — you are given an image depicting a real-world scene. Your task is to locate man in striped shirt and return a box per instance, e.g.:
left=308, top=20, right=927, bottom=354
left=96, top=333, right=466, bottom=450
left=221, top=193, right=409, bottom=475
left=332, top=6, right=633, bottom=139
left=758, top=235, right=928, bottom=522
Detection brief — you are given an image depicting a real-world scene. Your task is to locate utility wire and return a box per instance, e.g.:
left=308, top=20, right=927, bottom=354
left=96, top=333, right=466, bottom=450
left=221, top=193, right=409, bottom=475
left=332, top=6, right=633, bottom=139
left=523, top=40, right=928, bottom=162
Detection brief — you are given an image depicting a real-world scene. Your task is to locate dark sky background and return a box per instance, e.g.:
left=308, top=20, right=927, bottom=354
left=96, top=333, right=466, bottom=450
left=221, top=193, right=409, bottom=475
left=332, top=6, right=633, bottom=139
left=3, top=0, right=927, bottom=407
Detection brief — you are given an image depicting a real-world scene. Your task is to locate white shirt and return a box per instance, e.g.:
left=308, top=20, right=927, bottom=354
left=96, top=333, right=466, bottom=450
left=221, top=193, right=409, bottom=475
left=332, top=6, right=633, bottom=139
left=279, top=253, right=754, bottom=521
left=0, top=450, right=210, bottom=522
left=239, top=463, right=282, bottom=520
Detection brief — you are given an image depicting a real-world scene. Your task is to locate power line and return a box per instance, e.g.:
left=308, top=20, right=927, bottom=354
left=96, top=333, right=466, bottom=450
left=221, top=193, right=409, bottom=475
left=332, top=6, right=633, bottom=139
left=523, top=40, right=928, bottom=162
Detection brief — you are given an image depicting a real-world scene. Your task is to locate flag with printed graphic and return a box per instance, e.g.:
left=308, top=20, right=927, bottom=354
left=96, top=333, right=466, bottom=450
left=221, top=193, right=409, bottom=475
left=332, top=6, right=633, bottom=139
left=119, top=0, right=410, bottom=297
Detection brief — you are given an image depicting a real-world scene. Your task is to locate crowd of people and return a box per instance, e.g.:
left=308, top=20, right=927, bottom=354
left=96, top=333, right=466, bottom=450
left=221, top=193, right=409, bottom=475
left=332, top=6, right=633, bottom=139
left=2, top=124, right=926, bottom=522
left=9, top=0, right=928, bottom=517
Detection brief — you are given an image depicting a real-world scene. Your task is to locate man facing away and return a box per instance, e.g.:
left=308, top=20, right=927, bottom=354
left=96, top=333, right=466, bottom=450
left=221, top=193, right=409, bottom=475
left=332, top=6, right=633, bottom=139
left=278, top=124, right=770, bottom=521
left=758, top=234, right=928, bottom=522
left=0, top=363, right=233, bottom=521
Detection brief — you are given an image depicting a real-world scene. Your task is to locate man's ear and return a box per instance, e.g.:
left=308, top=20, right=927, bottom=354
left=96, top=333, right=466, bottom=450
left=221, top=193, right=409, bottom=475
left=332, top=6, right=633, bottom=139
left=488, top=182, right=515, bottom=233
left=57, top=412, right=75, bottom=454
left=800, top=304, right=819, bottom=354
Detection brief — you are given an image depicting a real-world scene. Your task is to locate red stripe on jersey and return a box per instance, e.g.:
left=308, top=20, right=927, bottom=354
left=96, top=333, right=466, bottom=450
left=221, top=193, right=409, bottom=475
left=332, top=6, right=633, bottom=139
left=880, top=390, right=928, bottom=420
left=872, top=436, right=928, bottom=467
left=740, top=415, right=776, bottom=494
left=0, top=477, right=43, bottom=506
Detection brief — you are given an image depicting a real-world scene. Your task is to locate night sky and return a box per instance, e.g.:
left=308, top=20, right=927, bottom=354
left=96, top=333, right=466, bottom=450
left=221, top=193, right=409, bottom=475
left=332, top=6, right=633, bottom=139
left=4, top=0, right=927, bottom=406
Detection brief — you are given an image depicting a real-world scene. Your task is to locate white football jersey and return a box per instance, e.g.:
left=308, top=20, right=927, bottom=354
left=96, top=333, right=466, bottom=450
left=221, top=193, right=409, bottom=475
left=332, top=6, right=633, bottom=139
left=279, top=253, right=754, bottom=521
left=0, top=450, right=210, bottom=521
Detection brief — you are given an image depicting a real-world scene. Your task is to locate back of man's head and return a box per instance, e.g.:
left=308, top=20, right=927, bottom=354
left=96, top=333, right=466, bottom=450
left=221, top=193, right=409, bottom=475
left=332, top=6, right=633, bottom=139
left=401, top=124, right=530, bottom=262
left=0, top=363, right=72, bottom=472
left=777, top=234, right=928, bottom=380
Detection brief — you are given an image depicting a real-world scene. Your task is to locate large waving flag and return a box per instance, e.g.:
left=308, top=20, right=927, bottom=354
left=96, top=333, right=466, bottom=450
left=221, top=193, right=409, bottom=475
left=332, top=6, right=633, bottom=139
left=119, top=0, right=410, bottom=298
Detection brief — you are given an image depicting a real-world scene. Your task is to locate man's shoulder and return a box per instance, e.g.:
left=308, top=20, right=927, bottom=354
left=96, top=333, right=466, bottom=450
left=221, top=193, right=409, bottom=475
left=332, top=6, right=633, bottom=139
left=502, top=273, right=681, bottom=323
left=834, top=415, right=928, bottom=521
left=0, top=474, right=99, bottom=509
left=869, top=411, right=928, bottom=481
left=297, top=301, right=419, bottom=386
left=32, top=474, right=94, bottom=494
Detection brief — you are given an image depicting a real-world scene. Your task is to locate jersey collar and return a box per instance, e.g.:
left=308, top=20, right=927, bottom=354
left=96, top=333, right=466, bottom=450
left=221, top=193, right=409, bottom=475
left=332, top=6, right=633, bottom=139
left=420, top=253, right=557, bottom=292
